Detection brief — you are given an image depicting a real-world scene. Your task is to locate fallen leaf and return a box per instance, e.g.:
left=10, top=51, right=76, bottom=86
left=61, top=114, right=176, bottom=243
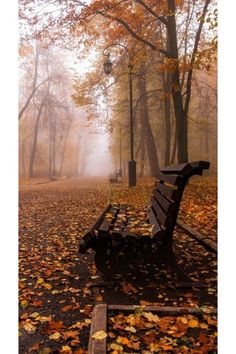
left=62, top=330, right=79, bottom=340
left=49, top=332, right=61, bottom=340
left=109, top=343, right=123, bottom=351
left=188, top=319, right=199, bottom=328
left=117, top=336, right=130, bottom=345
left=125, top=326, right=136, bottom=333
left=23, top=323, right=36, bottom=334
left=21, top=300, right=29, bottom=308
left=37, top=278, right=44, bottom=284
left=142, top=312, right=160, bottom=323
left=29, top=342, right=40, bottom=352
left=92, top=330, right=107, bottom=340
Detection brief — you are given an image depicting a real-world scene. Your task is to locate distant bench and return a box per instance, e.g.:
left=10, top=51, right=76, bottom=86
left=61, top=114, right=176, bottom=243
left=79, top=161, right=210, bottom=287
left=108, top=171, right=120, bottom=184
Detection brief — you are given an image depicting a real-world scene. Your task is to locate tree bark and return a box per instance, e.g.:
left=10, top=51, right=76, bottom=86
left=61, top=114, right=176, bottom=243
left=59, top=123, right=71, bottom=177
left=139, top=122, right=145, bottom=177
left=167, top=0, right=188, bottom=163
left=29, top=100, right=44, bottom=178
left=162, top=70, right=171, bottom=166
left=170, top=124, right=177, bottom=165
left=21, top=140, right=26, bottom=178
left=138, top=64, right=160, bottom=176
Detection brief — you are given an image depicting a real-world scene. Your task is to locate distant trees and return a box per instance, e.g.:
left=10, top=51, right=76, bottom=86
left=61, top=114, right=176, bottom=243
left=19, top=45, right=81, bottom=178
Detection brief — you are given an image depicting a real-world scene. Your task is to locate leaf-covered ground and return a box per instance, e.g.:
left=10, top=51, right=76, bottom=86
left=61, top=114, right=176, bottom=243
left=19, top=176, right=217, bottom=353
left=107, top=310, right=217, bottom=353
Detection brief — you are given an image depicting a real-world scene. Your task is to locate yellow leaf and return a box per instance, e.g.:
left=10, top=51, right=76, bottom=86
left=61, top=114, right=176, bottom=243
left=142, top=312, right=160, bottom=323
left=43, top=283, right=52, bottom=290
left=37, top=316, right=52, bottom=323
left=124, top=326, right=136, bottom=333
left=199, top=322, right=208, bottom=329
left=179, top=317, right=188, bottom=324
left=23, top=323, right=36, bottom=334
left=188, top=319, right=199, bottom=328
left=30, top=312, right=40, bottom=318
left=21, top=300, right=29, bottom=308
left=92, top=330, right=107, bottom=340
left=37, top=278, right=44, bottom=284
left=61, top=346, right=72, bottom=352
left=49, top=332, right=61, bottom=340
left=109, top=343, right=123, bottom=351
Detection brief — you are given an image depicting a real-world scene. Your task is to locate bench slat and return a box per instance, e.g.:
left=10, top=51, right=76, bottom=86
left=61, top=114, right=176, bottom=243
left=152, top=189, right=172, bottom=214
left=111, top=210, right=127, bottom=246
left=154, top=181, right=178, bottom=201
left=156, top=173, right=184, bottom=187
left=98, top=205, right=119, bottom=237
left=148, top=207, right=163, bottom=236
left=150, top=196, right=168, bottom=227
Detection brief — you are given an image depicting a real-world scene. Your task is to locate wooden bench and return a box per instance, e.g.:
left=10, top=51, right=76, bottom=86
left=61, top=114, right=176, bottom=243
left=108, top=171, right=120, bottom=184
left=79, top=161, right=210, bottom=287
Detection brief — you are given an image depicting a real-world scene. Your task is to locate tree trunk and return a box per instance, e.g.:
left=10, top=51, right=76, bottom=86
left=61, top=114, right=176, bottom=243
left=139, top=123, right=145, bottom=177
left=29, top=101, right=44, bottom=178
left=162, top=70, right=171, bottom=166
left=59, top=124, right=71, bottom=177
left=52, top=120, right=56, bottom=176
left=21, top=140, right=26, bottom=178
left=170, top=124, right=177, bottom=165
left=167, top=0, right=188, bottom=163
left=138, top=64, right=160, bottom=176
left=48, top=116, right=53, bottom=179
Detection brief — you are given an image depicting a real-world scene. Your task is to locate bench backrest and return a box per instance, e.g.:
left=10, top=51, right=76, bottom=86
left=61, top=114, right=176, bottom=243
left=148, top=161, right=210, bottom=246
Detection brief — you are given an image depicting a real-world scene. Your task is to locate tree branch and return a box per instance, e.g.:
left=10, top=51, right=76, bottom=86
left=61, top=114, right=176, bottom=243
left=135, top=0, right=168, bottom=26
left=184, top=0, right=211, bottom=115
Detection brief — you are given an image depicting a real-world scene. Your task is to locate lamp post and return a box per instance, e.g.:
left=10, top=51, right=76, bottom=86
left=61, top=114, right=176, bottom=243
left=103, top=44, right=136, bottom=187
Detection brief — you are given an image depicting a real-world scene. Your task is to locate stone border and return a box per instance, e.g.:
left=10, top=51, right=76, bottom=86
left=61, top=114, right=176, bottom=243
left=88, top=304, right=217, bottom=353
left=177, top=220, right=217, bottom=253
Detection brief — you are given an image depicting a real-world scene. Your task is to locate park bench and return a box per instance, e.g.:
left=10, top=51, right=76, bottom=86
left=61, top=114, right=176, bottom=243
left=79, top=161, right=210, bottom=287
left=108, top=171, right=120, bottom=184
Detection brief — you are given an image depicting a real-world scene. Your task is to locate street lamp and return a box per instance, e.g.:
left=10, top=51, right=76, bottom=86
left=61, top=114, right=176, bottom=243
left=102, top=43, right=136, bottom=187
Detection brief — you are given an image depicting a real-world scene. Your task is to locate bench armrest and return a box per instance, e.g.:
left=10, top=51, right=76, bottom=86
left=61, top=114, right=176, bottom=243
left=161, top=160, right=210, bottom=177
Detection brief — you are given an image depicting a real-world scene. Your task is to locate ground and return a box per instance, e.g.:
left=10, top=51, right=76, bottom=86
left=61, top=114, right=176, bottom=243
left=19, top=176, right=217, bottom=353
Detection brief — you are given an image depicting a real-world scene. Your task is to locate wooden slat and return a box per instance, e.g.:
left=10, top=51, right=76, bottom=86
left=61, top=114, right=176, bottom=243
left=154, top=181, right=178, bottom=201
left=98, top=205, right=119, bottom=237
left=85, top=204, right=112, bottom=236
left=98, top=220, right=112, bottom=237
left=152, top=189, right=172, bottom=213
left=111, top=208, right=127, bottom=247
left=88, top=303, right=107, bottom=354
left=150, top=196, right=167, bottom=227
left=108, top=304, right=217, bottom=315
left=156, top=172, right=184, bottom=187
left=147, top=207, right=163, bottom=236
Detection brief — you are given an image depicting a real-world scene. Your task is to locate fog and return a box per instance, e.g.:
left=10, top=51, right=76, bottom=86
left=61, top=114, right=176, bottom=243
left=19, top=40, right=217, bottom=181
